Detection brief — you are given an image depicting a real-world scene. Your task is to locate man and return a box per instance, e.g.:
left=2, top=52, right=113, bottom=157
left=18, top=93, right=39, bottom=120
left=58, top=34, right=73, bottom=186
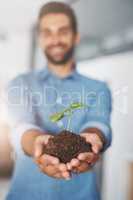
left=6, top=2, right=112, bottom=200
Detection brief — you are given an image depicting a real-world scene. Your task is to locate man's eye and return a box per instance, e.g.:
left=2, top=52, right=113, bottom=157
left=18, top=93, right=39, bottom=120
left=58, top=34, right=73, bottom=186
left=44, top=32, right=51, bottom=37
left=60, top=30, right=69, bottom=35
left=40, top=31, right=50, bottom=37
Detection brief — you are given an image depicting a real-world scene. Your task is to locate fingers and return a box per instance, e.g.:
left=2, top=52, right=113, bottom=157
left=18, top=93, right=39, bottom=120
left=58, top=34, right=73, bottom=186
left=40, top=164, right=66, bottom=179
left=39, top=154, right=60, bottom=166
left=55, top=163, right=71, bottom=180
left=43, top=135, right=54, bottom=145
left=66, top=151, right=99, bottom=174
left=66, top=158, right=80, bottom=170
left=66, top=152, right=99, bottom=175
left=80, top=133, right=90, bottom=141
left=66, top=153, right=98, bottom=173
left=55, top=164, right=71, bottom=180
left=74, top=161, right=91, bottom=173
left=66, top=163, right=72, bottom=170
left=36, top=154, right=71, bottom=180
left=66, top=153, right=94, bottom=174
left=39, top=162, right=63, bottom=179
left=78, top=152, right=94, bottom=163
left=34, top=141, right=44, bottom=158
left=80, top=133, right=103, bottom=154
left=92, top=143, right=103, bottom=154
left=78, top=152, right=100, bottom=165
left=34, top=135, right=53, bottom=158
left=71, top=158, right=80, bottom=167
left=58, top=163, right=68, bottom=172
left=40, top=163, right=70, bottom=180
left=40, top=164, right=57, bottom=175
left=61, top=171, right=71, bottom=180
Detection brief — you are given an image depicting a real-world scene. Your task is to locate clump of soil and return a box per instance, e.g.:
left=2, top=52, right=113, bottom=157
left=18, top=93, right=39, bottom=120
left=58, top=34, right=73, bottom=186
left=43, top=130, right=92, bottom=163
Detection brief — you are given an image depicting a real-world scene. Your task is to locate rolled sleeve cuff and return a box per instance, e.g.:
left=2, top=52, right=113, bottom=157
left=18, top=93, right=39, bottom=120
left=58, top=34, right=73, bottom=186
left=79, top=121, right=112, bottom=151
left=10, top=123, right=44, bottom=155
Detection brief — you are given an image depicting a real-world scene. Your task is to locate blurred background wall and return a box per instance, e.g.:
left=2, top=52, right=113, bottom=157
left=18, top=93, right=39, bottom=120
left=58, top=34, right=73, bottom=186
left=0, top=0, right=133, bottom=200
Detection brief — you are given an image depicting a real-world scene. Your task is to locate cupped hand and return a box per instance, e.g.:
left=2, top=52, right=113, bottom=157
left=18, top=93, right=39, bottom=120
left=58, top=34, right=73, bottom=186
left=66, top=132, right=103, bottom=174
left=33, top=134, right=71, bottom=180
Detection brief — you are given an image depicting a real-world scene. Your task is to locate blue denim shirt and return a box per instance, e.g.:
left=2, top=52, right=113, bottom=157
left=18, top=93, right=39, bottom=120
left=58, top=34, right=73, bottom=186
left=6, top=66, right=112, bottom=200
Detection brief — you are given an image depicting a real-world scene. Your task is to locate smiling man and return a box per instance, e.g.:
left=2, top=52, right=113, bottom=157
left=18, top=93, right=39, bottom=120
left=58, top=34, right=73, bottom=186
left=6, top=2, right=112, bottom=200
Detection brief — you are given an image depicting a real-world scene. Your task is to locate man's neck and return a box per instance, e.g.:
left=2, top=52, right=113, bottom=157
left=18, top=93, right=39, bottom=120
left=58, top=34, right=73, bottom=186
left=47, top=59, right=75, bottom=78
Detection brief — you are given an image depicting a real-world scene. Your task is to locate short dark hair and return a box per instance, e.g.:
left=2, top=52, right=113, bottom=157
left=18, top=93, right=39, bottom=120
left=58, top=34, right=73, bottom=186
left=38, top=1, right=78, bottom=34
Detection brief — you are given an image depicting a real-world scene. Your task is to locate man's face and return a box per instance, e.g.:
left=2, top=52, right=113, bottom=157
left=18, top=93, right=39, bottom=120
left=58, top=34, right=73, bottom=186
left=38, top=13, right=79, bottom=65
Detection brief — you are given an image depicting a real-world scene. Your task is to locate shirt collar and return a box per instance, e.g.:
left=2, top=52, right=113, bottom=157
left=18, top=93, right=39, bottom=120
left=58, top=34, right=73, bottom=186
left=38, top=64, right=78, bottom=81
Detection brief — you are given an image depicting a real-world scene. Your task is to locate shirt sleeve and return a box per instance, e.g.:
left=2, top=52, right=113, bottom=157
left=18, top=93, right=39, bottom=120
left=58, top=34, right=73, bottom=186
left=79, top=82, right=113, bottom=151
left=5, top=75, right=44, bottom=155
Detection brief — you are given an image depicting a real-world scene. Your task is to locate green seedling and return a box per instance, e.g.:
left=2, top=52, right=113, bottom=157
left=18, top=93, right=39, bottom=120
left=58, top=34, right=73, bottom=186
left=50, top=102, right=88, bottom=131
left=42, top=102, right=91, bottom=163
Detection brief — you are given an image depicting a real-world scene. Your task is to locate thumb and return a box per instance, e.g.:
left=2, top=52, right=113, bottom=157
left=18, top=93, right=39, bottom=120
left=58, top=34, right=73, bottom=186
left=34, top=135, right=52, bottom=158
left=92, top=144, right=102, bottom=154
left=34, top=136, right=44, bottom=158
left=34, top=142, right=43, bottom=158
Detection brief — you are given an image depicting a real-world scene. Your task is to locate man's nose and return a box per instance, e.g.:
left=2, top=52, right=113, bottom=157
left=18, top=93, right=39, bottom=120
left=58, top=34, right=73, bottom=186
left=51, top=35, right=60, bottom=45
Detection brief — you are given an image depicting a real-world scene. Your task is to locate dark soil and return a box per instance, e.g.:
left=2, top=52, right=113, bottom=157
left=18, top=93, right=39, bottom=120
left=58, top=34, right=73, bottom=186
left=43, top=130, right=92, bottom=163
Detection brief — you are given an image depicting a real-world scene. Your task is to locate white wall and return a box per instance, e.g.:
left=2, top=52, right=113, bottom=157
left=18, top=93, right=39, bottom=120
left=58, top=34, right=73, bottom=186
left=0, top=31, right=31, bottom=121
left=0, top=31, right=31, bottom=176
left=78, top=51, right=133, bottom=200
left=0, top=31, right=31, bottom=84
